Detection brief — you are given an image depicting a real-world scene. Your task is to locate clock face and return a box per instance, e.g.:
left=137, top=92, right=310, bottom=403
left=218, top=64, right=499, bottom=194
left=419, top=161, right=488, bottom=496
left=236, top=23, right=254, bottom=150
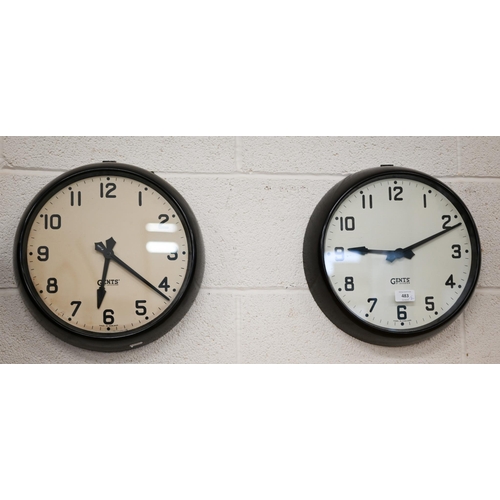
left=303, top=167, right=481, bottom=346
left=15, top=163, right=204, bottom=352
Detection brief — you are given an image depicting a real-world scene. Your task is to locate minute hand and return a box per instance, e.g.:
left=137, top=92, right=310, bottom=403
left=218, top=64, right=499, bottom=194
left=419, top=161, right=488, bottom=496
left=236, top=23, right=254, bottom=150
left=401, top=222, right=462, bottom=254
left=95, top=241, right=170, bottom=302
left=110, top=253, right=170, bottom=302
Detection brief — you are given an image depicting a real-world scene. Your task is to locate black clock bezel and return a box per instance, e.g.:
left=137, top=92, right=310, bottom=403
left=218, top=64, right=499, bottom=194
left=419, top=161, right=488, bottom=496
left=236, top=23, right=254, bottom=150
left=303, top=166, right=481, bottom=347
left=14, top=162, right=205, bottom=352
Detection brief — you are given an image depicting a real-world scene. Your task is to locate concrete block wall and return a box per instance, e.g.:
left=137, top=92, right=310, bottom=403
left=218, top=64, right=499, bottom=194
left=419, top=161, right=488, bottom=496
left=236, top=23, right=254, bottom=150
left=1, top=136, right=498, bottom=363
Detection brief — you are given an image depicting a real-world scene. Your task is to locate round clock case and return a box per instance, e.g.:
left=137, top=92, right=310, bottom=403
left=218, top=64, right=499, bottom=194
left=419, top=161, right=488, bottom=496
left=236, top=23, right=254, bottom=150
left=303, top=166, right=481, bottom=347
left=14, top=162, right=205, bottom=352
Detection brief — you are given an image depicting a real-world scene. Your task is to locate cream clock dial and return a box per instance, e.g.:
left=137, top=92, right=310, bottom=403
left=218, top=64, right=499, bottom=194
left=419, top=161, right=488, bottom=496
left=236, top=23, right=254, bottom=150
left=303, top=166, right=481, bottom=346
left=14, top=163, right=204, bottom=352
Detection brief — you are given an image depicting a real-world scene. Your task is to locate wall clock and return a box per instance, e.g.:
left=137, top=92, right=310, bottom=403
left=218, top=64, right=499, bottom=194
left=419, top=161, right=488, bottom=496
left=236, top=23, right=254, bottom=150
left=303, top=166, right=481, bottom=346
left=14, top=162, right=204, bottom=352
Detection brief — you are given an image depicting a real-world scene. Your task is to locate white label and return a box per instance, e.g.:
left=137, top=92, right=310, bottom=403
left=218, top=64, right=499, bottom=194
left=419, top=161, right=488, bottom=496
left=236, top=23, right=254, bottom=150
left=395, top=290, right=415, bottom=302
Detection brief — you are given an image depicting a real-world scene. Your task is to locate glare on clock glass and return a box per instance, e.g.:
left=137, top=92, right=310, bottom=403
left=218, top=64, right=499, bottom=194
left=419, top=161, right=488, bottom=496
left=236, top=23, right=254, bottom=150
left=322, top=177, right=473, bottom=331
left=26, top=175, right=190, bottom=337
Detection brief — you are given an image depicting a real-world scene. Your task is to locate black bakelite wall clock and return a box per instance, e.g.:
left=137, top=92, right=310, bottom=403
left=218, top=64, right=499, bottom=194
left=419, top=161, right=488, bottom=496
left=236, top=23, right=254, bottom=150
left=303, top=166, right=481, bottom=347
left=14, top=162, right=204, bottom=352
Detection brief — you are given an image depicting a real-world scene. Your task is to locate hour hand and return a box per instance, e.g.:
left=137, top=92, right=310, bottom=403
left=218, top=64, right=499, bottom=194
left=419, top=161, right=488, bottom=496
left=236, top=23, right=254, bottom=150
left=348, top=246, right=386, bottom=256
left=348, top=246, right=415, bottom=262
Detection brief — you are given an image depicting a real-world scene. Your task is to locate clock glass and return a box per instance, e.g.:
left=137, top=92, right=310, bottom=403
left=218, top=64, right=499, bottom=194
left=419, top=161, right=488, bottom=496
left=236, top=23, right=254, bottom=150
left=15, top=163, right=203, bottom=351
left=323, top=175, right=475, bottom=332
left=303, top=166, right=481, bottom=346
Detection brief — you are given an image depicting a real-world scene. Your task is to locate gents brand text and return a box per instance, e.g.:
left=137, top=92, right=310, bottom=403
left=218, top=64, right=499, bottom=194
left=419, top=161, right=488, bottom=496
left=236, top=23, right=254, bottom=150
left=97, top=279, right=120, bottom=286
left=390, top=277, right=410, bottom=285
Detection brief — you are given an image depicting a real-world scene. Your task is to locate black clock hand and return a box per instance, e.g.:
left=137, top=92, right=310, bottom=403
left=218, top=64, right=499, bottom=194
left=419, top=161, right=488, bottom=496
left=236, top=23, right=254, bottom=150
left=348, top=222, right=462, bottom=263
left=400, top=222, right=462, bottom=254
left=95, top=237, right=116, bottom=309
left=348, top=246, right=415, bottom=260
left=95, top=238, right=170, bottom=302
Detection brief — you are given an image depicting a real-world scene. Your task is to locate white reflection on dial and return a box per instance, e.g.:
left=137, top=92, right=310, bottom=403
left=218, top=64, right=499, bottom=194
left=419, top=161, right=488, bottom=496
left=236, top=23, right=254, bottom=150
left=324, top=250, right=361, bottom=276
left=145, top=223, right=178, bottom=233
left=146, top=241, right=179, bottom=254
